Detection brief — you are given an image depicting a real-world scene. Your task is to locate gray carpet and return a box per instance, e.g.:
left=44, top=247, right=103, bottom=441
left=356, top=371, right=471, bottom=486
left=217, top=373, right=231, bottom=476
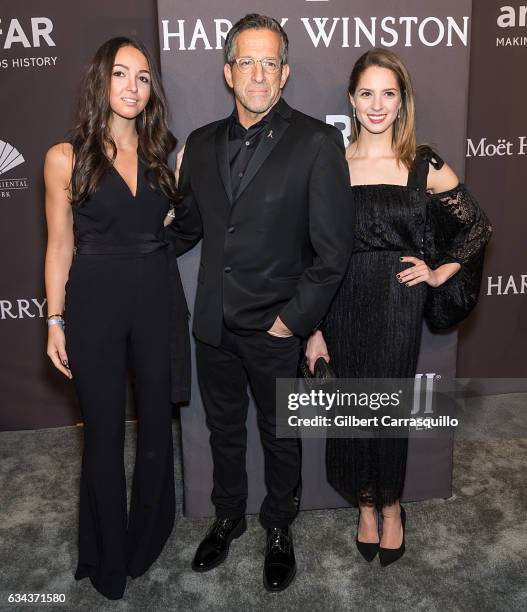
left=1, top=403, right=526, bottom=612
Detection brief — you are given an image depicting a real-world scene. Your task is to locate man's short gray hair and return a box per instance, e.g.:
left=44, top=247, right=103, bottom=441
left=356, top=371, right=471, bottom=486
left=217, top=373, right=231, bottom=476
left=224, top=14, right=289, bottom=65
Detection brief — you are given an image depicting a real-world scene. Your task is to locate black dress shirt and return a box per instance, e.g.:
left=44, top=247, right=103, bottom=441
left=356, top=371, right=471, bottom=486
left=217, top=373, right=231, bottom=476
left=228, top=99, right=281, bottom=199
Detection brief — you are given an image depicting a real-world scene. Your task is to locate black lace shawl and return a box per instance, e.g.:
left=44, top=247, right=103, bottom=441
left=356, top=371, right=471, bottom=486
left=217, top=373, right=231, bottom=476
left=417, top=148, right=493, bottom=329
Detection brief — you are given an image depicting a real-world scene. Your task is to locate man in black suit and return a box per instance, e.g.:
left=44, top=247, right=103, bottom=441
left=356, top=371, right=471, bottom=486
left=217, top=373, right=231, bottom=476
left=168, top=14, right=352, bottom=591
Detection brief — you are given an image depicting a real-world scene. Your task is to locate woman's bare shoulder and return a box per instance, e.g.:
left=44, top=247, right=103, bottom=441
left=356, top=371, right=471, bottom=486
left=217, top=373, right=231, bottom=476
left=44, top=142, right=74, bottom=183
left=45, top=142, right=74, bottom=167
left=427, top=161, right=459, bottom=194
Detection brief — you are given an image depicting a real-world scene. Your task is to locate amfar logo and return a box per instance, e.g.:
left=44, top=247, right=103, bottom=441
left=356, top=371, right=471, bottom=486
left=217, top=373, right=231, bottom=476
left=487, top=275, right=527, bottom=295
left=466, top=137, right=527, bottom=157
left=496, top=4, right=527, bottom=46
left=0, top=17, right=55, bottom=48
left=0, top=140, right=29, bottom=198
left=0, top=298, right=47, bottom=319
left=161, top=15, right=469, bottom=51
left=0, top=17, right=58, bottom=69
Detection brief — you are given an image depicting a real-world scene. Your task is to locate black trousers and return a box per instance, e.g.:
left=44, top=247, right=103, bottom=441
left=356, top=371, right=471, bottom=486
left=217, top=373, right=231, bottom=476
left=65, top=250, right=174, bottom=600
left=195, top=324, right=302, bottom=528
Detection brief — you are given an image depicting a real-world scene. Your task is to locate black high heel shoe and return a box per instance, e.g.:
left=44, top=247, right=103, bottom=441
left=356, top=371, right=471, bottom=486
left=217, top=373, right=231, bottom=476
left=355, top=509, right=379, bottom=562
left=379, top=505, right=406, bottom=567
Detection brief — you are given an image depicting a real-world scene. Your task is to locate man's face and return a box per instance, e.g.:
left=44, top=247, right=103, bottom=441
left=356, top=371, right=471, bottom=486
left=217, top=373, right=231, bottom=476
left=224, top=28, right=289, bottom=120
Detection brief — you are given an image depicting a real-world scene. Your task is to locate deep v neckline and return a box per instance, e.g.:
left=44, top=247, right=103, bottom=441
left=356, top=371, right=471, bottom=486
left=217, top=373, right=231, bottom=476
left=112, top=154, right=140, bottom=199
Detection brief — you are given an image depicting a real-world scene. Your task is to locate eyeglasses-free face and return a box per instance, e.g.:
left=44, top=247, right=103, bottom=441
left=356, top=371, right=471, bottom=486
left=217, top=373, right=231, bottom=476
left=350, top=66, right=402, bottom=135
left=110, top=46, right=151, bottom=121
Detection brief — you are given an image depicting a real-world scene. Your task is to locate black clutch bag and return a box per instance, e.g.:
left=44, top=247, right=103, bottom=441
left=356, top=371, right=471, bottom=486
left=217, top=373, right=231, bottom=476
left=299, top=356, right=336, bottom=390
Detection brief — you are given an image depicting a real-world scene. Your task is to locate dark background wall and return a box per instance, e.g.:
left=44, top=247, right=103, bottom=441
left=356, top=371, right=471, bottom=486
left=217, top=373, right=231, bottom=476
left=0, top=0, right=159, bottom=430
left=157, top=0, right=472, bottom=515
left=1, top=0, right=525, bottom=433
left=460, top=1, right=527, bottom=385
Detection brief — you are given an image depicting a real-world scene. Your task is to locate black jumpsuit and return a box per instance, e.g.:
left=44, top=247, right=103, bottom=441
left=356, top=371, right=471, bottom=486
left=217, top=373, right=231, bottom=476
left=65, top=159, right=181, bottom=599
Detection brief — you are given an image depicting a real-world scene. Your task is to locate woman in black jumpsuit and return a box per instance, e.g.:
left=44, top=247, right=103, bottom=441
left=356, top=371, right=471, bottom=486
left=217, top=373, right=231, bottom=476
left=44, top=38, right=189, bottom=599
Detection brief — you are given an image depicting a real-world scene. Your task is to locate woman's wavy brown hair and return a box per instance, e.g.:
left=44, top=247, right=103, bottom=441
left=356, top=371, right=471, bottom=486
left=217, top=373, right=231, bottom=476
left=348, top=48, right=418, bottom=170
left=68, top=37, right=178, bottom=206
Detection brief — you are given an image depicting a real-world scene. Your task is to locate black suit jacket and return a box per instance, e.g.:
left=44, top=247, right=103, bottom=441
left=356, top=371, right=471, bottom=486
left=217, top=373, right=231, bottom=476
left=167, top=98, right=353, bottom=347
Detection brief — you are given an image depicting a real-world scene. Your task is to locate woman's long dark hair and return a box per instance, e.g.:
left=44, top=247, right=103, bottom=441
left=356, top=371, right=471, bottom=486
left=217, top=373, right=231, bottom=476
left=68, top=37, right=178, bottom=206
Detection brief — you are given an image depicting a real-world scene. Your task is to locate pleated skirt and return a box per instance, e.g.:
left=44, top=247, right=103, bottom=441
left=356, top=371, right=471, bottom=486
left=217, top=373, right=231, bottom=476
left=323, top=250, right=427, bottom=508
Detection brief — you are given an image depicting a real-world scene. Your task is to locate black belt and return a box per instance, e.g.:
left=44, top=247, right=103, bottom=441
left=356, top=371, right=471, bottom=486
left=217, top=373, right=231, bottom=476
left=75, top=233, right=168, bottom=255
left=74, top=230, right=191, bottom=404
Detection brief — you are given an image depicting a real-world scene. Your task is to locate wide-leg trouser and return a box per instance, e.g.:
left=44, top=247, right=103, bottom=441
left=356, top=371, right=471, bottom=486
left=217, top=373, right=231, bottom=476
left=65, top=250, right=174, bottom=600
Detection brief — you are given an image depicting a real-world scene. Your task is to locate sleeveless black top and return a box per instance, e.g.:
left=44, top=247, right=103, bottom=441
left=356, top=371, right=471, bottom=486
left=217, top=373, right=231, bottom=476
left=73, top=159, right=170, bottom=255
left=71, top=157, right=190, bottom=403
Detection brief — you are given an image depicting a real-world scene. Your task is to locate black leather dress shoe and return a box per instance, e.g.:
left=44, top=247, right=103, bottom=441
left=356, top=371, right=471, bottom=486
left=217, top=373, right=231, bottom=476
left=192, top=517, right=246, bottom=572
left=263, top=527, right=296, bottom=592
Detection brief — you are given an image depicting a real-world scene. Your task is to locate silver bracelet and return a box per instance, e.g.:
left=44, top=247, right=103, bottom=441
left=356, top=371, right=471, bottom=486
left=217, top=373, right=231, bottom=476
left=47, top=318, right=65, bottom=328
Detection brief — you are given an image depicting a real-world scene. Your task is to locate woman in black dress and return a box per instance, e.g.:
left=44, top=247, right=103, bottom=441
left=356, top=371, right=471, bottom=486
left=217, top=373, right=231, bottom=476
left=306, top=49, right=491, bottom=566
left=44, top=38, right=189, bottom=599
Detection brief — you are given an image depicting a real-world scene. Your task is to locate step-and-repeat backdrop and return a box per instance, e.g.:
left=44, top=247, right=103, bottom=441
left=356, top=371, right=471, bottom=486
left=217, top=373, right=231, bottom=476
left=1, top=1, right=525, bottom=512
left=158, top=0, right=470, bottom=514
left=460, top=2, right=527, bottom=384
left=0, top=0, right=159, bottom=429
